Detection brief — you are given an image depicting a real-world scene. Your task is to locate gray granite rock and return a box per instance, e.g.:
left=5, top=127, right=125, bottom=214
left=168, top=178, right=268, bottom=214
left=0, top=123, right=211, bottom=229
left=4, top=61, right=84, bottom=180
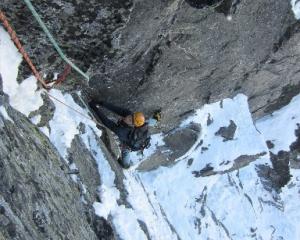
left=215, top=120, right=237, bottom=141
left=1, top=0, right=300, bottom=236
left=0, top=101, right=113, bottom=239
left=2, top=0, right=299, bottom=131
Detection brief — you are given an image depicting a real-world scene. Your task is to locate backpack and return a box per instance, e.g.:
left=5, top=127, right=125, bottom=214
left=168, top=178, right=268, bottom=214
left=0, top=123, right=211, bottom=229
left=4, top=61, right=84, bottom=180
left=127, top=123, right=151, bottom=151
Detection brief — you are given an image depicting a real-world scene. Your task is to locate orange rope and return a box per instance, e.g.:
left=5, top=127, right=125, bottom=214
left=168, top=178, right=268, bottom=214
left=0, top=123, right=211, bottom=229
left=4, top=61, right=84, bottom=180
left=0, top=10, right=49, bottom=89
left=0, top=10, right=102, bottom=127
left=55, top=64, right=71, bottom=86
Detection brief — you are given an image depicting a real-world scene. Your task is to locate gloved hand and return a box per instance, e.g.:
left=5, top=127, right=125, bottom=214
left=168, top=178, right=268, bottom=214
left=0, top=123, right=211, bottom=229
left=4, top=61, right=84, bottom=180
left=152, top=109, right=162, bottom=122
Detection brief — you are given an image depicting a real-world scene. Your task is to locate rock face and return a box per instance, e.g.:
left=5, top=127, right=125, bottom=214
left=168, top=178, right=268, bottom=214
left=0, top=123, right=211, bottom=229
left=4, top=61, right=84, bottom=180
left=92, top=0, right=300, bottom=131
left=1, top=0, right=300, bottom=238
left=0, top=88, right=113, bottom=239
left=1, top=0, right=300, bottom=131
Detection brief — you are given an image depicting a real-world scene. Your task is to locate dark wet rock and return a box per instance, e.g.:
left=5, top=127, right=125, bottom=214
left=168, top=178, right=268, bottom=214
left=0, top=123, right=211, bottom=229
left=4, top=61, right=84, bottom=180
left=137, top=123, right=200, bottom=171
left=290, top=124, right=300, bottom=152
left=137, top=219, right=152, bottom=240
left=193, top=152, right=266, bottom=177
left=270, top=151, right=291, bottom=188
left=263, top=82, right=300, bottom=115
left=163, top=123, right=200, bottom=161
left=266, top=140, right=275, bottom=149
left=0, top=205, right=5, bottom=215
left=67, top=135, right=101, bottom=203
left=201, top=146, right=209, bottom=153
left=0, top=73, right=3, bottom=93
left=215, top=0, right=241, bottom=15
left=193, top=164, right=214, bottom=177
left=95, top=0, right=298, bottom=131
left=207, top=114, right=213, bottom=126
left=289, top=124, right=300, bottom=169
left=188, top=122, right=202, bottom=133
left=257, top=151, right=291, bottom=192
left=215, top=120, right=237, bottom=141
left=32, top=210, right=47, bottom=233
left=256, top=165, right=278, bottom=192
left=6, top=223, right=17, bottom=238
left=92, top=215, right=115, bottom=240
left=187, top=158, right=194, bottom=167
left=185, top=0, right=224, bottom=9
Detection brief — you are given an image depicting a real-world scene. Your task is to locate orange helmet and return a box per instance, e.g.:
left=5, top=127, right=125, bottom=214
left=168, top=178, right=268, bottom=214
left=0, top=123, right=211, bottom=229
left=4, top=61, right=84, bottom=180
left=133, top=112, right=145, bottom=127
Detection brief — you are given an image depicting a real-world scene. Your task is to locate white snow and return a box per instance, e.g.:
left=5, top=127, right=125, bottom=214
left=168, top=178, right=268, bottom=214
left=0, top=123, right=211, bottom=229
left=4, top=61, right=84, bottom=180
left=139, top=94, right=300, bottom=240
left=8, top=76, right=43, bottom=116
left=30, top=114, right=41, bottom=125
left=40, top=126, right=50, bottom=137
left=47, top=89, right=90, bottom=158
left=291, top=0, right=300, bottom=19
left=0, top=106, right=13, bottom=122
left=0, top=28, right=22, bottom=94
left=179, top=94, right=268, bottom=172
left=0, top=27, right=43, bottom=116
left=256, top=94, right=300, bottom=154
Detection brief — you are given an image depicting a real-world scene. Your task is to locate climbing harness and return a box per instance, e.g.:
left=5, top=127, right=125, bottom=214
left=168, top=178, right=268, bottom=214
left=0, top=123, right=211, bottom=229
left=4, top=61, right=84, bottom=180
left=0, top=10, right=102, bottom=127
left=23, top=0, right=89, bottom=81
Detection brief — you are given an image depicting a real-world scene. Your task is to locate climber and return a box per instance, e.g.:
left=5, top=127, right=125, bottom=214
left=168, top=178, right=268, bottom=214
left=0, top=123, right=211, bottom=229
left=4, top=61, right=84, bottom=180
left=88, top=100, right=156, bottom=168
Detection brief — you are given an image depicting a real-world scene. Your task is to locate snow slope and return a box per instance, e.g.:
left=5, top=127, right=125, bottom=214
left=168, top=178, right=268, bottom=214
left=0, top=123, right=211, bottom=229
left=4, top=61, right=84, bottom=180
left=139, top=94, right=300, bottom=240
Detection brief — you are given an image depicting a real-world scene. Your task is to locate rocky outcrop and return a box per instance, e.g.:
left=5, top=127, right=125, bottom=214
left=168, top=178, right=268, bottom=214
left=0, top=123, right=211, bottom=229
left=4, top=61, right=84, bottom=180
left=257, top=125, right=300, bottom=192
left=137, top=123, right=200, bottom=171
left=0, top=80, right=113, bottom=239
left=215, top=120, right=237, bottom=141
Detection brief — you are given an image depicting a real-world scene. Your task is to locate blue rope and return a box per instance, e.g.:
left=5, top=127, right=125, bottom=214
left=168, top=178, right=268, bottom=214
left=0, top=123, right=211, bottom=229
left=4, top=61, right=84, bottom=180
left=23, top=0, right=89, bottom=81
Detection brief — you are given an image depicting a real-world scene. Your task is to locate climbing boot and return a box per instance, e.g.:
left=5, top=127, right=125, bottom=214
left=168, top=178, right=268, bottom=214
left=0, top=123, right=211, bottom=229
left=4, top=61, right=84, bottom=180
left=117, top=157, right=130, bottom=169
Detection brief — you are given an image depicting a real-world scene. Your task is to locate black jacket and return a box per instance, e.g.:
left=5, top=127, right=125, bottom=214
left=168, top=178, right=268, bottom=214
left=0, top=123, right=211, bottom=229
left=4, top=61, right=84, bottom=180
left=89, top=101, right=134, bottom=147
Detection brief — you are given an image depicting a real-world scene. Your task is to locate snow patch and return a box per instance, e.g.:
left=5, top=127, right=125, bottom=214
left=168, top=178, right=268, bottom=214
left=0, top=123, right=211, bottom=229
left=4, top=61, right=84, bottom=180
left=0, top=27, right=22, bottom=95
left=179, top=94, right=268, bottom=172
left=47, top=90, right=97, bottom=158
left=30, top=114, right=41, bottom=125
left=291, top=0, right=300, bottom=19
left=40, top=126, right=50, bottom=137
left=0, top=27, right=43, bottom=116
left=256, top=94, right=300, bottom=154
